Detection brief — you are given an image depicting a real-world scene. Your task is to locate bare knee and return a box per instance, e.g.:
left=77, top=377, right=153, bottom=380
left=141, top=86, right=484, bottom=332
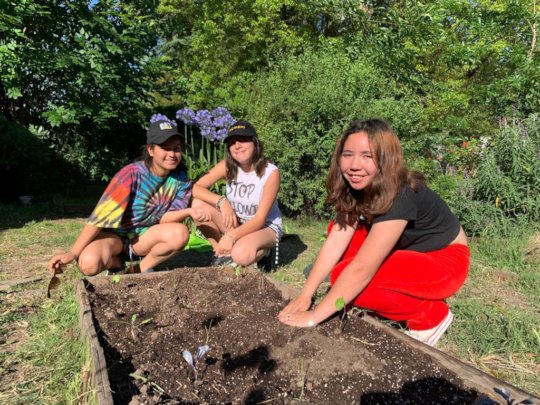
left=231, top=244, right=257, bottom=267
left=78, top=252, right=104, bottom=276
left=167, top=223, right=190, bottom=251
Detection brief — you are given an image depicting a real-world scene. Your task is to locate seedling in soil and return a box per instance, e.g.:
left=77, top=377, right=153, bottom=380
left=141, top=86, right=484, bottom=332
left=335, top=296, right=347, bottom=333
left=110, top=314, right=153, bottom=341
left=204, top=319, right=213, bottom=345
left=130, top=371, right=166, bottom=396
left=111, top=274, right=121, bottom=284
left=130, top=314, right=153, bottom=341
left=182, top=345, right=210, bottom=382
left=295, top=358, right=308, bottom=401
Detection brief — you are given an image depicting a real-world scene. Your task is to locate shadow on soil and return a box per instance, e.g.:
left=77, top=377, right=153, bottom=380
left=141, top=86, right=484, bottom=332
left=361, top=377, right=480, bottom=404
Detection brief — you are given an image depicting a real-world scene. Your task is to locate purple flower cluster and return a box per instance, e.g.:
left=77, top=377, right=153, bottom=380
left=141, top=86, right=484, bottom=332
left=176, top=107, right=235, bottom=142
left=150, top=113, right=177, bottom=126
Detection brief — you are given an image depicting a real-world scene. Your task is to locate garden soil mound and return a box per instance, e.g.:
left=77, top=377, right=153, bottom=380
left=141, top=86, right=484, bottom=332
left=87, top=267, right=485, bottom=404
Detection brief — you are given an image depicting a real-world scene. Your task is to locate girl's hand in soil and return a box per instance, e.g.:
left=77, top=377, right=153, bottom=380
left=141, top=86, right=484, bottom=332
left=47, top=252, right=76, bottom=276
left=279, top=310, right=317, bottom=328
left=278, top=293, right=312, bottom=318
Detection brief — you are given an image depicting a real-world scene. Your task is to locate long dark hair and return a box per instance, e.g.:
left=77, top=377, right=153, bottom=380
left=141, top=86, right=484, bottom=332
left=326, top=119, right=426, bottom=223
left=225, top=136, right=267, bottom=181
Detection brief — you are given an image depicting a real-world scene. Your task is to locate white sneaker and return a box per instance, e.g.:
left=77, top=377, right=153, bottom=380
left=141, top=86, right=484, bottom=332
left=406, top=310, right=453, bottom=347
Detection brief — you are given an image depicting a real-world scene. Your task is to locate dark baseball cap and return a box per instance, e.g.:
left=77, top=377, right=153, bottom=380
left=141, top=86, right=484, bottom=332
left=147, top=120, right=180, bottom=144
left=223, top=121, right=257, bottom=142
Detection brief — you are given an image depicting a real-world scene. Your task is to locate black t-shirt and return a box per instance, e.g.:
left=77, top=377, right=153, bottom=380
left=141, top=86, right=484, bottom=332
left=371, top=184, right=461, bottom=252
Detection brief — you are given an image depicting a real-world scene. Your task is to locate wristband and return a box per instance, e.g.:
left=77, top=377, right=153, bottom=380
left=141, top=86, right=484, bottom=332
left=215, top=196, right=227, bottom=209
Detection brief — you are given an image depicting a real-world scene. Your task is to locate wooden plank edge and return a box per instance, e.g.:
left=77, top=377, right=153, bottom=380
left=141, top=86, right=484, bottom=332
left=76, top=279, right=114, bottom=405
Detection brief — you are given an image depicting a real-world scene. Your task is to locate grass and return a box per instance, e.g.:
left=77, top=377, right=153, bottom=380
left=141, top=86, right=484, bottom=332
left=0, top=201, right=538, bottom=402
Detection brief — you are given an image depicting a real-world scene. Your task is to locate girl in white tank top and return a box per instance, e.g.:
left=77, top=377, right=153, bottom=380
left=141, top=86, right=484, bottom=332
left=192, top=121, right=283, bottom=271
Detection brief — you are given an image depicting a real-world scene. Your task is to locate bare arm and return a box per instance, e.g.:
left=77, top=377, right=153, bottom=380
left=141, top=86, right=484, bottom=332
left=278, top=214, right=355, bottom=316
left=192, top=160, right=236, bottom=228
left=47, top=223, right=102, bottom=275
left=280, top=219, right=407, bottom=327
left=160, top=208, right=211, bottom=223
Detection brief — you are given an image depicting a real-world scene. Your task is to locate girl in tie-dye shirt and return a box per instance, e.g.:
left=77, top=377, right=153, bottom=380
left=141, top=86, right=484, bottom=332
left=48, top=118, right=211, bottom=276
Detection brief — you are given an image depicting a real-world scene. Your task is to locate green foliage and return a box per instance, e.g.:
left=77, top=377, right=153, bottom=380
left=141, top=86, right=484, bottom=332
left=157, top=0, right=315, bottom=107
left=452, top=297, right=539, bottom=356
left=14, top=279, right=89, bottom=403
left=239, top=45, right=422, bottom=216
left=474, top=115, right=540, bottom=222
left=334, top=297, right=345, bottom=311
left=1, top=0, right=161, bottom=181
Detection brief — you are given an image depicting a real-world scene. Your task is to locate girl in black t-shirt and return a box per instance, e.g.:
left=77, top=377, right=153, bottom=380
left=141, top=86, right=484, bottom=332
left=279, top=119, right=469, bottom=347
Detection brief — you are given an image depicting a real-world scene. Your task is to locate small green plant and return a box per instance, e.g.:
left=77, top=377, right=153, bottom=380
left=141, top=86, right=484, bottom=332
left=111, top=274, right=121, bottom=283
left=335, top=296, right=347, bottom=333
left=129, top=314, right=152, bottom=341
left=110, top=313, right=152, bottom=341
left=296, top=358, right=308, bottom=401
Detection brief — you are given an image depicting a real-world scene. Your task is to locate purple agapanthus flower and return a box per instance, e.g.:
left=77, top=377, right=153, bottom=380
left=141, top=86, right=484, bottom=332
left=216, top=128, right=228, bottom=141
left=175, top=106, right=236, bottom=142
left=195, top=110, right=213, bottom=128
left=150, top=113, right=176, bottom=125
left=176, top=108, right=196, bottom=126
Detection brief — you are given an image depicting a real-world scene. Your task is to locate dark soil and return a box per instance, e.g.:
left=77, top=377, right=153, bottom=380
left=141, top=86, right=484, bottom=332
left=86, top=266, right=488, bottom=405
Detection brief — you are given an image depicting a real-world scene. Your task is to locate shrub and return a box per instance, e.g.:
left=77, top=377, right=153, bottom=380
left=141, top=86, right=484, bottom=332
left=474, top=114, right=540, bottom=222
left=237, top=45, right=423, bottom=217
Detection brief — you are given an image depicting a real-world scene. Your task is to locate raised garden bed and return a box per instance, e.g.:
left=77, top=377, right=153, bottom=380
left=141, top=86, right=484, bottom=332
left=77, top=267, right=538, bottom=404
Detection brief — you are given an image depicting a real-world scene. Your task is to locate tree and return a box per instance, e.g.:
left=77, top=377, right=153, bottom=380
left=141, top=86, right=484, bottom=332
left=0, top=0, right=162, bottom=182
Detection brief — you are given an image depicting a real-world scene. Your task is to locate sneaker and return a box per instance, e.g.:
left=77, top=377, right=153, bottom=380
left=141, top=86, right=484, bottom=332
left=256, top=248, right=275, bottom=273
left=211, top=255, right=234, bottom=267
left=405, top=310, right=453, bottom=347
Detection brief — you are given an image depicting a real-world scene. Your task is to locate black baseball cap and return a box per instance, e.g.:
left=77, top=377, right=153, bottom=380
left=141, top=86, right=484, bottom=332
left=223, top=121, right=257, bottom=142
left=147, top=120, right=180, bottom=144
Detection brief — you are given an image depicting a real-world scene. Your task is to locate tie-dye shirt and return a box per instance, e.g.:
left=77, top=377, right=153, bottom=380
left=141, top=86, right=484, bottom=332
left=87, top=161, right=191, bottom=237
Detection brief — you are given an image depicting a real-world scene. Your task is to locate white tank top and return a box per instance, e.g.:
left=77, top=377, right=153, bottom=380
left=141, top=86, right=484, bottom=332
left=226, top=163, right=282, bottom=233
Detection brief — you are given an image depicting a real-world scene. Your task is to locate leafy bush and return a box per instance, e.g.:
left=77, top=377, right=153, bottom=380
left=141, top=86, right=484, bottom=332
left=237, top=45, right=423, bottom=217
left=428, top=114, right=540, bottom=236
left=474, top=115, right=540, bottom=222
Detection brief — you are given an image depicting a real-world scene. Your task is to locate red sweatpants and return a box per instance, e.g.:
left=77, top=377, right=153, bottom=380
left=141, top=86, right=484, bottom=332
left=328, top=222, right=470, bottom=330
